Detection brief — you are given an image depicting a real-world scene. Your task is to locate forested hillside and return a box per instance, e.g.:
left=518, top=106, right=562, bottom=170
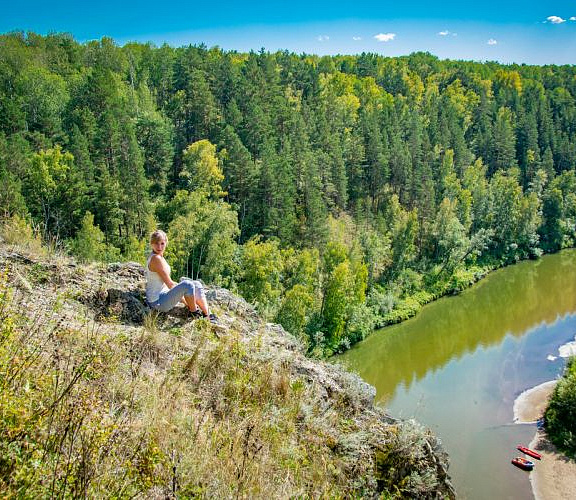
left=1, top=32, right=576, bottom=355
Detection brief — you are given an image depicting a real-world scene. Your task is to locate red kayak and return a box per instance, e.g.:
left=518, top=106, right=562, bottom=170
left=512, top=457, right=534, bottom=471
left=517, top=446, right=542, bottom=460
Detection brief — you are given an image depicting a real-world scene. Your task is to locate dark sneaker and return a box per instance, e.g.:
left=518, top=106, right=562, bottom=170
left=203, top=312, right=225, bottom=335
left=200, top=312, right=222, bottom=327
left=189, top=308, right=203, bottom=319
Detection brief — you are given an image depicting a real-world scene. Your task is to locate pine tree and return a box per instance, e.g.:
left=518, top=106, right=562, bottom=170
left=490, top=107, right=517, bottom=174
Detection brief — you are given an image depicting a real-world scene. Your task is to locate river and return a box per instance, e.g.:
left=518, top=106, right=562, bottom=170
left=337, top=249, right=576, bottom=499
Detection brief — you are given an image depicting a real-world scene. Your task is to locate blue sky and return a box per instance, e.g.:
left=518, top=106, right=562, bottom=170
left=2, top=1, right=576, bottom=64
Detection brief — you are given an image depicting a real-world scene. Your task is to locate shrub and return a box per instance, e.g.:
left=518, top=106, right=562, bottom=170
left=545, top=357, right=576, bottom=458
left=367, top=285, right=397, bottom=317
left=0, top=214, right=45, bottom=256
left=275, top=284, right=315, bottom=337
left=446, top=267, right=478, bottom=293
left=344, top=302, right=377, bottom=344
left=381, top=296, right=423, bottom=325
left=71, top=211, right=120, bottom=263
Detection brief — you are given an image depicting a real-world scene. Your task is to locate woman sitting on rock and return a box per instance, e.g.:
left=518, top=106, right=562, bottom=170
left=145, top=229, right=218, bottom=323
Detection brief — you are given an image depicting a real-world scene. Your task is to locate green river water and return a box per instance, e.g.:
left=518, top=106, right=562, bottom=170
left=338, top=249, right=576, bottom=499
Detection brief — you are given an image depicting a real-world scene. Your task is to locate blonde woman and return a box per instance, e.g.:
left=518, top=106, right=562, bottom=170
left=146, top=230, right=218, bottom=323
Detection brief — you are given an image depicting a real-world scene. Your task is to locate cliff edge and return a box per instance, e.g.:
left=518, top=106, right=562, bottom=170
left=0, top=244, right=454, bottom=498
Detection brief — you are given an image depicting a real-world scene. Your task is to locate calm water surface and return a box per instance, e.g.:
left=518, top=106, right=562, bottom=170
left=338, top=250, right=576, bottom=499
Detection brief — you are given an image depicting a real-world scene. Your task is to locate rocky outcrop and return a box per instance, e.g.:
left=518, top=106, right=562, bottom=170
left=0, top=247, right=455, bottom=498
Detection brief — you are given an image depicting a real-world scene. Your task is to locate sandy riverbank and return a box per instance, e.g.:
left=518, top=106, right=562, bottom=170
left=514, top=381, right=558, bottom=423
left=514, top=380, right=576, bottom=500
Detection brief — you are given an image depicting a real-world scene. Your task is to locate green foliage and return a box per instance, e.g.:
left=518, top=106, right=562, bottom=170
left=490, top=107, right=517, bottom=174
left=488, top=170, right=536, bottom=261
left=17, top=65, right=68, bottom=135
left=120, top=236, right=147, bottom=264
left=322, top=260, right=352, bottom=345
left=358, top=225, right=392, bottom=284
left=545, top=358, right=576, bottom=458
left=236, top=237, right=283, bottom=308
left=165, top=190, right=239, bottom=283
left=367, top=285, right=397, bottom=317
left=281, top=247, right=320, bottom=291
left=389, top=204, right=419, bottom=278
left=344, top=303, right=377, bottom=345
left=180, top=139, right=226, bottom=199
left=323, top=241, right=348, bottom=275
left=24, top=145, right=85, bottom=238
left=3, top=32, right=576, bottom=353
left=275, top=284, right=315, bottom=338
left=71, top=211, right=119, bottom=263
left=0, top=167, right=27, bottom=219
left=427, top=197, right=468, bottom=269
left=381, top=295, right=424, bottom=325
left=135, top=91, right=174, bottom=196
left=541, top=187, right=565, bottom=251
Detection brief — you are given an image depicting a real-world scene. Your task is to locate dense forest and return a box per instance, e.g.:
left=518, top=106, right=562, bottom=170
left=1, top=32, right=576, bottom=355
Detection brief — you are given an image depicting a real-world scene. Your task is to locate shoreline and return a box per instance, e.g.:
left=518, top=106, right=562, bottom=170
left=513, top=380, right=558, bottom=423
left=353, top=248, right=576, bottom=357
left=371, top=248, right=575, bottom=337
left=514, top=380, right=576, bottom=500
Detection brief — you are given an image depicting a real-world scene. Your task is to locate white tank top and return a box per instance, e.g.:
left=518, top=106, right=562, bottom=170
left=145, top=252, right=170, bottom=303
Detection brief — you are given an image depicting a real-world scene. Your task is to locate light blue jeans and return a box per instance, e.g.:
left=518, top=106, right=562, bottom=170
left=148, top=279, right=206, bottom=312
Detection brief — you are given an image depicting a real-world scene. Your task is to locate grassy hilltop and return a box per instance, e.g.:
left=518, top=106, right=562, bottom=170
left=0, top=233, right=454, bottom=498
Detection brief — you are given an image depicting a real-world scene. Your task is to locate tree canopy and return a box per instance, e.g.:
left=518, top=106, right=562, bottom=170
left=2, top=33, right=576, bottom=354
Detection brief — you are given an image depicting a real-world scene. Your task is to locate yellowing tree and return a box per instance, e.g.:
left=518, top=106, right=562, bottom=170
left=494, top=69, right=522, bottom=95
left=180, top=139, right=226, bottom=199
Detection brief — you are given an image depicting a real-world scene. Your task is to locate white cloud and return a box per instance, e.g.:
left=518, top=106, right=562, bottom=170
left=438, top=30, right=450, bottom=36
left=374, top=33, right=396, bottom=42
left=316, top=35, right=330, bottom=42
left=547, top=16, right=566, bottom=24
left=570, top=17, right=576, bottom=21
left=487, top=39, right=497, bottom=45
left=352, top=36, right=362, bottom=41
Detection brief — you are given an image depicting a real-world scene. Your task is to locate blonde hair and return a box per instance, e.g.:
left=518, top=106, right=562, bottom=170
left=150, top=229, right=168, bottom=245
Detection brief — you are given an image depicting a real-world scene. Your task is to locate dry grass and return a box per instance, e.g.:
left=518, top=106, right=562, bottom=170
left=0, top=215, right=46, bottom=258
left=0, top=240, right=454, bottom=499
left=0, top=270, right=366, bottom=498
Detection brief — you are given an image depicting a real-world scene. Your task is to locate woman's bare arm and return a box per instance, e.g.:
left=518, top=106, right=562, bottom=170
left=148, top=254, right=176, bottom=289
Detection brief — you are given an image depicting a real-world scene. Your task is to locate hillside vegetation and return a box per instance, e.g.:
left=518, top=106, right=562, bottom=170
left=545, top=357, right=576, bottom=458
left=0, top=237, right=454, bottom=498
left=2, top=33, right=576, bottom=354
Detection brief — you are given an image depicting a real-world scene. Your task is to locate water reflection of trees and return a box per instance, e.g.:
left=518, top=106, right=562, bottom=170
left=341, top=251, right=576, bottom=402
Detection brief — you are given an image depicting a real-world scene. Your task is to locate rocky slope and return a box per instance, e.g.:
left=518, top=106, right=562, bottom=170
left=0, top=244, right=455, bottom=498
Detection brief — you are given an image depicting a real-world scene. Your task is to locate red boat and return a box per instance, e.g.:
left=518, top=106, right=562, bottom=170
left=512, top=457, right=535, bottom=471
left=517, top=446, right=542, bottom=460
